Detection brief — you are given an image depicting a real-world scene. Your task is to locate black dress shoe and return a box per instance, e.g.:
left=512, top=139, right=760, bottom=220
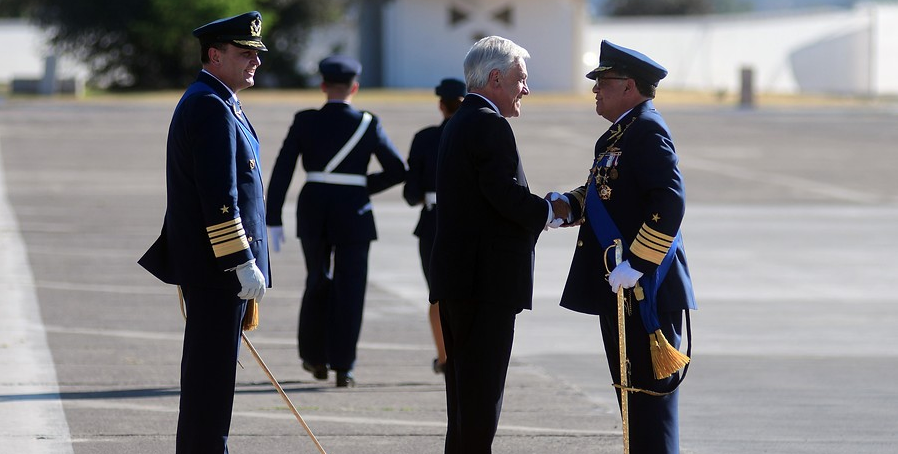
left=335, top=370, right=355, bottom=388
left=302, top=362, right=328, bottom=380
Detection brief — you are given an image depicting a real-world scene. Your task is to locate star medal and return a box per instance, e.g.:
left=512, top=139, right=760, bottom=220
left=599, top=184, right=612, bottom=200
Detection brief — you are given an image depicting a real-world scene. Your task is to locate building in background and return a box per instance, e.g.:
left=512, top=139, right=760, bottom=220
left=5, top=1, right=898, bottom=97
left=314, top=0, right=898, bottom=96
left=2, top=19, right=86, bottom=95
left=586, top=2, right=898, bottom=96
left=377, top=0, right=588, bottom=92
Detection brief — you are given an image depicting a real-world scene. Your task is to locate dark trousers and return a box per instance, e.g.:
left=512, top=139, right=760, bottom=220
left=176, top=284, right=246, bottom=454
left=298, top=238, right=370, bottom=371
left=440, top=299, right=517, bottom=454
left=599, top=297, right=684, bottom=454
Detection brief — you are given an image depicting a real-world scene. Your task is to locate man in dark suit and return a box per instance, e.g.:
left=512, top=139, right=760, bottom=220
left=266, top=55, right=406, bottom=388
left=428, top=36, right=570, bottom=453
left=552, top=40, right=697, bottom=454
left=138, top=11, right=270, bottom=454
left=403, top=77, right=466, bottom=375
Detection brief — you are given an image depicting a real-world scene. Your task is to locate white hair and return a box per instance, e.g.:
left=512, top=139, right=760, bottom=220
left=463, top=36, right=530, bottom=91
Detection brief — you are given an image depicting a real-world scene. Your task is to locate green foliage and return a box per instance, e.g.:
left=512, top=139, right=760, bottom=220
left=252, top=0, right=352, bottom=88
left=12, top=0, right=349, bottom=90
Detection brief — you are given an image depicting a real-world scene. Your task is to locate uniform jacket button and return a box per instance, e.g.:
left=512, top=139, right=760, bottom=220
left=577, top=240, right=584, bottom=247
left=247, top=236, right=253, bottom=242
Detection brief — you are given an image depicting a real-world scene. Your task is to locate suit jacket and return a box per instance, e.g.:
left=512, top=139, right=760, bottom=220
left=139, top=71, right=271, bottom=288
left=403, top=120, right=444, bottom=239
left=428, top=95, right=549, bottom=311
left=266, top=102, right=406, bottom=244
left=560, top=100, right=695, bottom=316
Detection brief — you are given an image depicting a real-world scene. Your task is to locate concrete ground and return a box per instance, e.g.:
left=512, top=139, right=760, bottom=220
left=1, top=89, right=897, bottom=454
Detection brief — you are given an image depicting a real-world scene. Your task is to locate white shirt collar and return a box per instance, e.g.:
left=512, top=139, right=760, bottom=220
left=614, top=107, right=634, bottom=125
left=468, top=93, right=500, bottom=115
left=201, top=69, right=237, bottom=100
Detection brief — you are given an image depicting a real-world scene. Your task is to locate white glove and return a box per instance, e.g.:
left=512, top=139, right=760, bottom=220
left=548, top=192, right=572, bottom=222
left=546, top=217, right=564, bottom=229
left=608, top=260, right=643, bottom=293
left=269, top=226, right=284, bottom=253
left=235, top=259, right=266, bottom=300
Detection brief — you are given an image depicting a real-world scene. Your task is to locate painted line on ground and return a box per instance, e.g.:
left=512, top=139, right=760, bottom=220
left=0, top=137, right=74, bottom=454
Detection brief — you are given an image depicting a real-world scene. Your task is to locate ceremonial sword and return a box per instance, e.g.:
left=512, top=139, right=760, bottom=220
left=606, top=239, right=630, bottom=454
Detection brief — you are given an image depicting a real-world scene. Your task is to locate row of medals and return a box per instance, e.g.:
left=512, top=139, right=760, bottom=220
left=590, top=119, right=633, bottom=201
left=592, top=147, right=621, bottom=200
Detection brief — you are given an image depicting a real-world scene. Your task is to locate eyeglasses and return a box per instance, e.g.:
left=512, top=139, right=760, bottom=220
left=595, top=77, right=630, bottom=88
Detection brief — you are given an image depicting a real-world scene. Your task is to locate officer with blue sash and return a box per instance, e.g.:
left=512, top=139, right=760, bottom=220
left=552, top=40, right=697, bottom=454
left=266, top=56, right=406, bottom=388
left=138, top=11, right=270, bottom=453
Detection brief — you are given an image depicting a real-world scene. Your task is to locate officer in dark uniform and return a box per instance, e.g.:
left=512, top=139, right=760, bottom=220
left=266, top=55, right=406, bottom=388
left=403, top=78, right=466, bottom=375
left=552, top=40, right=697, bottom=454
left=138, top=11, right=270, bottom=453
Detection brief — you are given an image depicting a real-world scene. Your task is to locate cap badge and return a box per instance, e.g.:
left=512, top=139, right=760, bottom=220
left=250, top=18, right=261, bottom=37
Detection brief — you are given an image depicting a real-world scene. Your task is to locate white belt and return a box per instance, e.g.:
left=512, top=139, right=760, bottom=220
left=306, top=172, right=367, bottom=187
left=424, top=192, right=437, bottom=210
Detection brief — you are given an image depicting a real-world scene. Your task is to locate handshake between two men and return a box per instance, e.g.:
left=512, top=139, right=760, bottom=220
left=542, top=191, right=643, bottom=294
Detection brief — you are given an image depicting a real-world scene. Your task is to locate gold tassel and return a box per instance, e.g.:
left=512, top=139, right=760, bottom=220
left=649, top=329, right=689, bottom=379
left=242, top=298, right=259, bottom=332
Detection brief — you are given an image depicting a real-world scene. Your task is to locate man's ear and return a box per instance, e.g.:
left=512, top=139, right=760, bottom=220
left=490, top=69, right=501, bottom=87
left=208, top=47, right=221, bottom=65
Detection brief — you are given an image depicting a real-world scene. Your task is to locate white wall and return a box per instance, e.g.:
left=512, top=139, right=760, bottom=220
left=1, top=19, right=86, bottom=86
left=381, top=0, right=588, bottom=92
left=2, top=19, right=48, bottom=83
left=871, top=3, right=898, bottom=95
left=7, top=2, right=898, bottom=96
left=584, top=3, right=898, bottom=95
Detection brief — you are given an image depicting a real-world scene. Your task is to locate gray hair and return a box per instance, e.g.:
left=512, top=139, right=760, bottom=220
left=463, top=36, right=530, bottom=91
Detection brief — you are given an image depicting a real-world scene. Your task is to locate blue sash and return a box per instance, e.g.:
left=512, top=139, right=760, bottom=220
left=584, top=176, right=682, bottom=334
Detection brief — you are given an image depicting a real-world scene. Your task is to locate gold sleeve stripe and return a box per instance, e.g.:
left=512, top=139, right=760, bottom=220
left=207, top=217, right=250, bottom=258
left=640, top=224, right=675, bottom=242
left=210, top=228, right=246, bottom=244
left=207, top=217, right=241, bottom=233
left=631, top=224, right=673, bottom=265
left=212, top=237, right=251, bottom=258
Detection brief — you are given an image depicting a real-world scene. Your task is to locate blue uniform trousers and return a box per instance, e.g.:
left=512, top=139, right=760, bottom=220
left=297, top=238, right=370, bottom=371
left=176, top=284, right=246, bottom=454
left=599, top=295, right=683, bottom=454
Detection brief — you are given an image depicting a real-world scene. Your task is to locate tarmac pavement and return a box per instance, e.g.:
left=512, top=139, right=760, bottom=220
left=1, top=90, right=897, bottom=454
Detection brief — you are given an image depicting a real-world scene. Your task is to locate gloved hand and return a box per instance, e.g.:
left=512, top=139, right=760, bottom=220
left=608, top=260, right=643, bottom=293
left=546, top=217, right=564, bottom=229
left=235, top=259, right=266, bottom=300
left=546, top=192, right=572, bottom=223
left=269, top=226, right=284, bottom=253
